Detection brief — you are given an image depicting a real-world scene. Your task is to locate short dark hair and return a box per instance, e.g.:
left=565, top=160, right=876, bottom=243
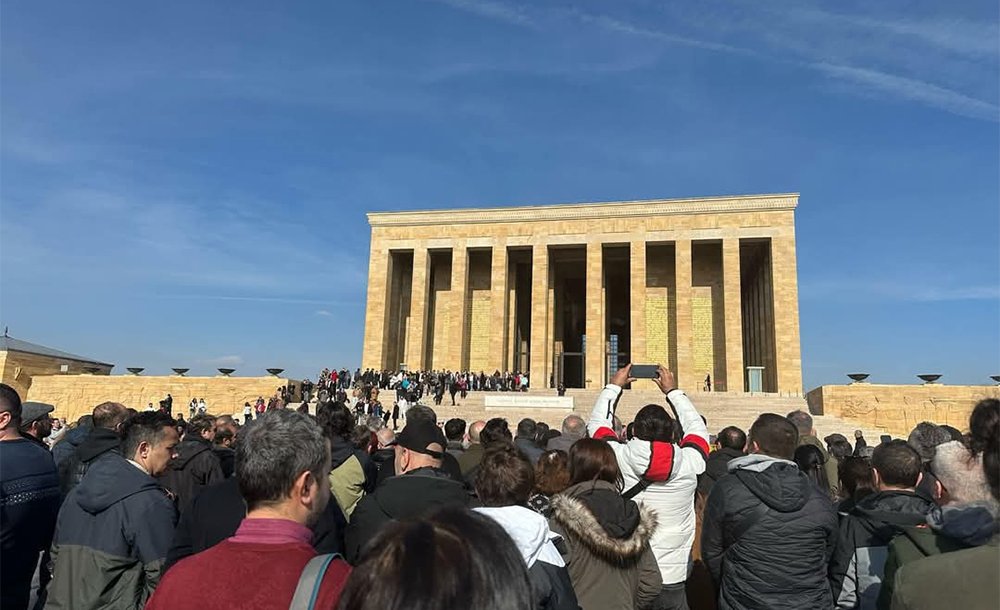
left=839, top=456, right=875, bottom=502
left=969, top=399, right=999, bottom=457
left=568, top=438, right=623, bottom=492
left=236, top=410, right=329, bottom=511
left=633, top=404, right=678, bottom=443
left=872, top=440, right=922, bottom=488
left=444, top=418, right=467, bottom=442
left=717, top=426, right=747, bottom=452
left=187, top=413, right=216, bottom=437
left=786, top=410, right=813, bottom=436
left=214, top=427, right=235, bottom=446
left=749, top=413, right=799, bottom=460
left=0, top=383, right=22, bottom=427
left=475, top=445, right=534, bottom=507
left=92, top=402, right=127, bottom=429
left=121, top=411, right=176, bottom=459
left=516, top=418, right=537, bottom=439
left=316, top=401, right=353, bottom=440
left=828, top=439, right=854, bottom=462
left=481, top=418, right=513, bottom=446
left=341, top=506, right=533, bottom=610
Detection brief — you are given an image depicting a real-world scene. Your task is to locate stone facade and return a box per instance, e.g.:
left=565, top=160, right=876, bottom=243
left=0, top=349, right=113, bottom=403
left=363, top=193, right=803, bottom=394
left=27, top=374, right=290, bottom=423
left=807, top=383, right=1000, bottom=437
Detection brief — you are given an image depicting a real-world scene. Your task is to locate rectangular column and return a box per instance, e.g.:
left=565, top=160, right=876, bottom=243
left=629, top=240, right=647, bottom=367
left=489, top=242, right=509, bottom=373
left=722, top=238, right=744, bottom=392
left=361, top=240, right=390, bottom=370
left=405, top=247, right=430, bottom=371
left=771, top=234, right=803, bottom=395
left=449, top=243, right=469, bottom=371
left=529, top=245, right=549, bottom=388
left=674, top=239, right=695, bottom=389
left=585, top=241, right=604, bottom=388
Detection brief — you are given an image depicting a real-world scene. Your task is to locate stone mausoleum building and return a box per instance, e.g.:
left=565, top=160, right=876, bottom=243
left=362, top=193, right=803, bottom=394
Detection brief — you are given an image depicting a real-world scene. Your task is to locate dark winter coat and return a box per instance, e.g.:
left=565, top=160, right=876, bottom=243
left=889, top=535, right=999, bottom=610
left=51, top=424, right=91, bottom=469
left=0, top=438, right=60, bottom=610
left=697, top=447, right=745, bottom=497
left=47, top=453, right=177, bottom=610
left=701, top=454, right=838, bottom=610
left=212, top=446, right=235, bottom=478
left=164, top=476, right=348, bottom=572
left=829, top=489, right=935, bottom=609
left=57, top=427, right=121, bottom=498
left=877, top=501, right=999, bottom=609
left=549, top=481, right=662, bottom=610
left=157, top=434, right=223, bottom=514
left=516, top=435, right=545, bottom=465
left=345, top=466, right=468, bottom=563
left=328, top=436, right=377, bottom=519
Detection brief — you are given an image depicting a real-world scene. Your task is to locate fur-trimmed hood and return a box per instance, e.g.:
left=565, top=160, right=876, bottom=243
left=550, top=481, right=658, bottom=565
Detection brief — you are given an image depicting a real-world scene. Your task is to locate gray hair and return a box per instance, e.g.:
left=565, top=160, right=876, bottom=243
left=562, top=415, right=586, bottom=438
left=932, top=441, right=993, bottom=505
left=236, top=409, right=328, bottom=511
left=786, top=410, right=813, bottom=436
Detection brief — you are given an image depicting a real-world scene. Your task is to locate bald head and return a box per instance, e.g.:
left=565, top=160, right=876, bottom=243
left=468, top=420, right=486, bottom=444
left=561, top=415, right=586, bottom=439
left=92, top=402, right=128, bottom=430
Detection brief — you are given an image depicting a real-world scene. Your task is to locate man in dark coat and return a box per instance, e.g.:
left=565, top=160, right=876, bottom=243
left=157, top=413, right=223, bottom=514
left=829, top=440, right=935, bottom=609
left=697, top=425, right=747, bottom=497
left=702, top=413, right=838, bottom=610
left=46, top=411, right=179, bottom=610
left=345, top=418, right=468, bottom=563
left=514, top=418, right=544, bottom=465
left=58, top=401, right=128, bottom=498
left=51, top=415, right=93, bottom=468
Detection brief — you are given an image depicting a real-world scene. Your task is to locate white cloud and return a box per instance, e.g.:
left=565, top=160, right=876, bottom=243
left=801, top=279, right=1000, bottom=302
left=315, top=309, right=333, bottom=316
left=199, top=355, right=245, bottom=366
left=429, top=0, right=536, bottom=28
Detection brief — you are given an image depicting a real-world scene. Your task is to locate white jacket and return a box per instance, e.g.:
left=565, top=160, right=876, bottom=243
left=587, top=384, right=709, bottom=585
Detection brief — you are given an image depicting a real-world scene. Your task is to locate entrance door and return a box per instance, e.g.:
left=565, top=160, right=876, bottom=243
left=554, top=351, right=585, bottom=389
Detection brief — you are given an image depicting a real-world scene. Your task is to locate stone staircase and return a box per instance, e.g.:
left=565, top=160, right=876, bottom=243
left=399, top=387, right=888, bottom=440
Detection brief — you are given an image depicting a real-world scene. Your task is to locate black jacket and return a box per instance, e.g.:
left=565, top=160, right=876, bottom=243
left=58, top=427, right=121, bottom=498
left=164, top=476, right=348, bottom=572
left=47, top=453, right=177, bottom=609
left=345, top=466, right=468, bottom=563
left=212, top=446, right=235, bottom=479
left=697, top=447, right=745, bottom=497
left=51, top=424, right=91, bottom=469
left=829, top=489, right=934, bottom=609
left=701, top=454, right=838, bottom=610
left=157, top=434, right=223, bottom=514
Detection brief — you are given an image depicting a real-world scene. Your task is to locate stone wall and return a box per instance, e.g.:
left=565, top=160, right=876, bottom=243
left=1, top=351, right=113, bottom=403
left=806, top=383, right=1000, bottom=437
left=27, top=374, right=291, bottom=422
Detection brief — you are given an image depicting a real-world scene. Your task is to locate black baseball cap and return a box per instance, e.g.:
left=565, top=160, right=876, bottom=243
left=395, top=419, right=446, bottom=459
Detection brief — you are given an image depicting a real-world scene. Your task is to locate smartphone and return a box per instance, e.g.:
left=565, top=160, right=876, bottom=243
left=630, top=364, right=659, bottom=379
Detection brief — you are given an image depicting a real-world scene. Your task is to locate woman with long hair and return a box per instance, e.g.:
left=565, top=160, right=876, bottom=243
left=548, top=438, right=662, bottom=610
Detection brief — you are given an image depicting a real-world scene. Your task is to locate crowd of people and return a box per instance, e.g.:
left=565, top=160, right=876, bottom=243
left=0, top=362, right=996, bottom=610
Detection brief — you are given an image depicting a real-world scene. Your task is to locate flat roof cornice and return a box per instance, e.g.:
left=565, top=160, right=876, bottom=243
left=367, top=193, right=798, bottom=227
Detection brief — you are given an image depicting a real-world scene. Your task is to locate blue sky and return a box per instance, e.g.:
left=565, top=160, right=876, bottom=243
left=1, top=0, right=997, bottom=390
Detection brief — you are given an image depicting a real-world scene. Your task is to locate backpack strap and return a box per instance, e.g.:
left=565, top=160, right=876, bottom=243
left=622, top=477, right=653, bottom=500
left=289, top=554, right=338, bottom=610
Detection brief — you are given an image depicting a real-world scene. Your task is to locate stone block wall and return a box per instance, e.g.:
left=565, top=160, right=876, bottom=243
left=806, top=383, right=1000, bottom=437
left=1, top=351, right=113, bottom=403
left=27, top=374, right=291, bottom=422
left=467, top=256, right=493, bottom=372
